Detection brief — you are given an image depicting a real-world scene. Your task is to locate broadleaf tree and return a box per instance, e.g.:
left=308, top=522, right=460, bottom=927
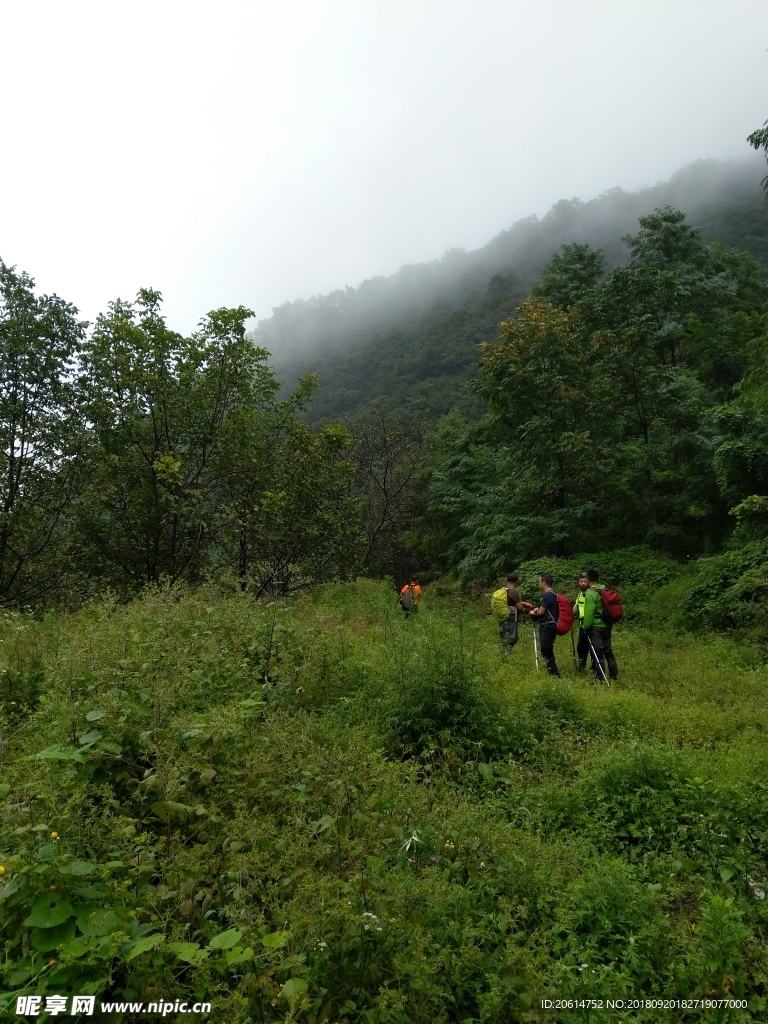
left=77, top=291, right=362, bottom=593
left=418, top=208, right=767, bottom=577
left=0, top=261, right=86, bottom=603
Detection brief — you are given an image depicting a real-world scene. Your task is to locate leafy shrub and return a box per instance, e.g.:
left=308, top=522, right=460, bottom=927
left=572, top=546, right=679, bottom=588
left=514, top=546, right=680, bottom=603
left=553, top=859, right=674, bottom=994
left=690, top=893, right=751, bottom=1000
left=684, top=540, right=768, bottom=635
left=0, top=612, right=45, bottom=722
left=379, top=623, right=509, bottom=759
left=578, top=744, right=688, bottom=853
left=529, top=679, right=586, bottom=732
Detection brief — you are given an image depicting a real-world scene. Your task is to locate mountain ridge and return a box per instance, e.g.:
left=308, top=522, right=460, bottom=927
left=257, top=157, right=767, bottom=423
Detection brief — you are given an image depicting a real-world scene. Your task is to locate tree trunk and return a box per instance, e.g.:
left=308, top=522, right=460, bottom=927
left=645, top=468, right=660, bottom=543
left=238, top=528, right=248, bottom=590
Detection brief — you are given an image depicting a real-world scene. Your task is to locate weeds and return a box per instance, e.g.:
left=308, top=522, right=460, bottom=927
left=1, top=573, right=767, bottom=1021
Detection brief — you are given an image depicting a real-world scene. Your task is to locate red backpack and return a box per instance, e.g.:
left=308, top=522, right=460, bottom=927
left=599, top=587, right=623, bottom=625
left=555, top=593, right=574, bottom=636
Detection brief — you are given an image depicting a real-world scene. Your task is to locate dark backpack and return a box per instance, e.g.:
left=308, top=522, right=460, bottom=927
left=400, top=586, right=415, bottom=612
left=599, top=587, right=623, bottom=625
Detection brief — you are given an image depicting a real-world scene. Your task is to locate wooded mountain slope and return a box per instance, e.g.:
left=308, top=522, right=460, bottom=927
left=260, top=160, right=768, bottom=425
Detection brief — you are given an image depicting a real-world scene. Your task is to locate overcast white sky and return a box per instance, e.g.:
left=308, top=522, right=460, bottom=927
left=1, top=0, right=766, bottom=332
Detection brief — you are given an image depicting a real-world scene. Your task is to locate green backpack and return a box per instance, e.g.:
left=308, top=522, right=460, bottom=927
left=491, top=588, right=510, bottom=618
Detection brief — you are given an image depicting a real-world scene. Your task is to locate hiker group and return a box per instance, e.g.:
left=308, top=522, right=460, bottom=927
left=493, top=569, right=621, bottom=683
left=397, top=569, right=621, bottom=684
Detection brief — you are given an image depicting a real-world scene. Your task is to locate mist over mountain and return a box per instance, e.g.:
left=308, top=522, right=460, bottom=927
left=257, top=157, right=767, bottom=424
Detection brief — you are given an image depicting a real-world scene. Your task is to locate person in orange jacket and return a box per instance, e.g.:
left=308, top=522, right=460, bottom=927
left=399, top=578, right=421, bottom=616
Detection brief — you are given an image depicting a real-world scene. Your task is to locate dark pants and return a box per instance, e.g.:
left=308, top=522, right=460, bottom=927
left=576, top=626, right=592, bottom=669
left=588, top=625, right=618, bottom=680
left=499, top=614, right=518, bottom=651
left=539, top=624, right=560, bottom=676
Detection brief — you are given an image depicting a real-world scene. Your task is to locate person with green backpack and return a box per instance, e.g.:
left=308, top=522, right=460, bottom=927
left=583, top=568, right=620, bottom=681
left=491, top=573, right=532, bottom=655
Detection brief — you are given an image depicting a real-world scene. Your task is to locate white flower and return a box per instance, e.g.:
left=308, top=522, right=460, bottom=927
left=362, top=912, right=378, bottom=920
left=401, top=831, right=422, bottom=854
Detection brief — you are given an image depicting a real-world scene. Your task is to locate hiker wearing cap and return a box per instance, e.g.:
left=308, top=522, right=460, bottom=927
left=529, top=572, right=560, bottom=676
left=494, top=573, right=533, bottom=655
left=583, top=568, right=619, bottom=680
left=574, top=572, right=592, bottom=671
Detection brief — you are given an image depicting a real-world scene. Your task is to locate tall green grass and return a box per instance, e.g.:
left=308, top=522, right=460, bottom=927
left=1, top=577, right=767, bottom=1021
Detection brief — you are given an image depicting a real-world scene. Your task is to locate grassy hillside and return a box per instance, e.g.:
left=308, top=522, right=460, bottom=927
left=2, top=556, right=768, bottom=1021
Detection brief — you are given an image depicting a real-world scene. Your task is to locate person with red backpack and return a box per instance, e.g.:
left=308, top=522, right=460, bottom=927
left=583, top=568, right=619, bottom=681
left=529, top=572, right=572, bottom=676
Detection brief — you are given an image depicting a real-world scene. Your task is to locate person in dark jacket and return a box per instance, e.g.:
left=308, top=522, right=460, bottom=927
left=583, top=568, right=618, bottom=680
left=529, top=572, right=560, bottom=676
left=499, top=573, right=533, bottom=653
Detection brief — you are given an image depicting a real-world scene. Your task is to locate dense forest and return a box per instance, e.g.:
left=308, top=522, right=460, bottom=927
left=1, top=146, right=767, bottom=1021
left=0, top=161, right=765, bottom=603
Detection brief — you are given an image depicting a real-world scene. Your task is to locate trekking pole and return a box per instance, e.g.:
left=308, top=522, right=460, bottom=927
left=532, top=616, right=539, bottom=672
left=587, top=635, right=610, bottom=687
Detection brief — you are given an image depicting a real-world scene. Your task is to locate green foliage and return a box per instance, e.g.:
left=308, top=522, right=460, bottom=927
left=747, top=119, right=768, bottom=192
left=0, top=261, right=86, bottom=603
left=232, top=418, right=362, bottom=597
left=78, top=291, right=263, bottom=585
left=419, top=207, right=767, bottom=578
left=288, top=285, right=518, bottom=426
left=3, top=190, right=766, bottom=610
left=76, top=291, right=361, bottom=597
left=1, top=164, right=767, bottom=1019
left=377, top=614, right=509, bottom=759
left=344, top=409, right=432, bottom=582
left=531, top=242, right=606, bottom=309
left=265, top=163, right=768, bottom=430
left=2, top=580, right=768, bottom=1019
left=683, top=540, right=768, bottom=637
left=695, top=894, right=751, bottom=997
